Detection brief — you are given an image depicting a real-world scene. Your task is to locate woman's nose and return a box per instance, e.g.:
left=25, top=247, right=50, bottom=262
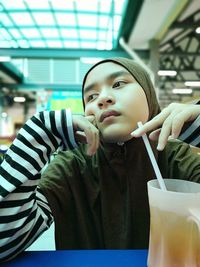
left=97, top=90, right=115, bottom=108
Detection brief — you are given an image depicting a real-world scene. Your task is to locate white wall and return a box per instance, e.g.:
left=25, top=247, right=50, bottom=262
left=27, top=223, right=55, bottom=251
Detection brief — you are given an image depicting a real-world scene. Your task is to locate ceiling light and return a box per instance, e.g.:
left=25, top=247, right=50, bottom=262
left=14, top=96, right=26, bottom=103
left=158, top=70, right=177, bottom=76
left=196, top=27, right=200, bottom=34
left=172, top=88, right=193, bottom=94
left=1, top=112, right=7, bottom=118
left=80, top=57, right=103, bottom=64
left=0, top=56, right=11, bottom=62
left=184, top=81, right=200, bottom=87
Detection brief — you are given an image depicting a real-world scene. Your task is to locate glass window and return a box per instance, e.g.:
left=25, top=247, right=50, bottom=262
left=9, top=29, right=22, bottom=39
left=0, top=41, right=12, bottom=48
left=51, top=0, right=74, bottom=10
left=0, top=13, right=13, bottom=26
left=2, top=0, right=26, bottom=10
left=21, top=28, right=41, bottom=38
left=77, top=14, right=97, bottom=27
left=55, top=13, right=76, bottom=26
left=17, top=39, right=30, bottom=48
left=10, top=13, right=34, bottom=25
left=60, top=29, right=78, bottom=38
left=79, top=30, right=97, bottom=39
left=0, top=0, right=128, bottom=49
left=29, top=40, right=46, bottom=48
left=47, top=41, right=63, bottom=48
left=41, top=29, right=59, bottom=38
left=64, top=41, right=79, bottom=48
left=0, top=28, right=12, bottom=40
left=33, top=13, right=54, bottom=25
left=26, top=0, right=50, bottom=10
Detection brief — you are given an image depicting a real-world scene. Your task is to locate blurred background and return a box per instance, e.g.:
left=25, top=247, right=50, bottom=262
left=0, top=0, right=200, bottom=150
left=0, top=0, right=199, bottom=250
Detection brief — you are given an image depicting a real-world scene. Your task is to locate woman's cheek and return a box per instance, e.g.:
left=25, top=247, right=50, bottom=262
left=84, top=105, right=90, bottom=116
left=84, top=104, right=95, bottom=117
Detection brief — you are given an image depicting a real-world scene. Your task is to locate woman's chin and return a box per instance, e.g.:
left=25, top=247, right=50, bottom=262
left=100, top=132, right=132, bottom=144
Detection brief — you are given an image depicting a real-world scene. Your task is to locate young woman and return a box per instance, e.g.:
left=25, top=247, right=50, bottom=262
left=0, top=57, right=199, bottom=262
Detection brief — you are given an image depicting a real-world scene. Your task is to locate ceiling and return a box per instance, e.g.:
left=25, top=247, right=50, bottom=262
left=0, top=0, right=128, bottom=50
left=0, top=0, right=199, bottom=108
left=127, top=0, right=200, bottom=106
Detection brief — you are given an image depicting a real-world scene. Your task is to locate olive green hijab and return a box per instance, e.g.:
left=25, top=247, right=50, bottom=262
left=82, top=57, right=161, bottom=120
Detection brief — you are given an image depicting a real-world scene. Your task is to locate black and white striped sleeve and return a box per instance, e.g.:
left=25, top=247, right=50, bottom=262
left=178, top=114, right=200, bottom=147
left=0, top=109, right=78, bottom=262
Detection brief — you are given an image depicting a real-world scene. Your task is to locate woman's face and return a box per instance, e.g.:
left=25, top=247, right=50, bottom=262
left=83, top=62, right=149, bottom=143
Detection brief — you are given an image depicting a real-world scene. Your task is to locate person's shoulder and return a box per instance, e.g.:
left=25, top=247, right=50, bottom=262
left=52, top=143, right=92, bottom=166
left=158, top=139, right=199, bottom=175
left=162, top=139, right=199, bottom=159
left=164, top=139, right=190, bottom=153
left=40, top=144, right=91, bottom=183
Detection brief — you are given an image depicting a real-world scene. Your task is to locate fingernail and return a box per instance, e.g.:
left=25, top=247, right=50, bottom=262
left=87, top=149, right=95, bottom=156
left=131, top=129, right=139, bottom=136
left=87, top=150, right=92, bottom=156
left=157, top=144, right=163, bottom=151
left=171, top=134, right=177, bottom=139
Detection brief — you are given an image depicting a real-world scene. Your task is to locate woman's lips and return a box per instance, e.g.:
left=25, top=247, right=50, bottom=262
left=99, top=110, right=120, bottom=123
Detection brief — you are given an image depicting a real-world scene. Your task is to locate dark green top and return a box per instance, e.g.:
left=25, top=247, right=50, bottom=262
left=40, top=138, right=200, bottom=250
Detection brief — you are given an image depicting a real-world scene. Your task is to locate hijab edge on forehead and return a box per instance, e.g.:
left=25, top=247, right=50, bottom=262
left=82, top=57, right=160, bottom=120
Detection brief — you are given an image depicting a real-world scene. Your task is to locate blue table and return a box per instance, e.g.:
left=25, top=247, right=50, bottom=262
left=2, top=250, right=148, bottom=267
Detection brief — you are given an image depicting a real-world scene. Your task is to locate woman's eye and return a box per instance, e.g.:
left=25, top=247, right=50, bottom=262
left=113, top=81, right=126, bottom=88
left=87, top=94, right=98, bottom=102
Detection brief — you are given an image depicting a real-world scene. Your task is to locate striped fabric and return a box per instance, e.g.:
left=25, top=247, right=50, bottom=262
left=179, top=114, right=200, bottom=147
left=0, top=109, right=199, bottom=262
left=0, top=109, right=77, bottom=262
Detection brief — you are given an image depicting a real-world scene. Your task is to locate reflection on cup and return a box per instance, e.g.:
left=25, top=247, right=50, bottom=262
left=147, top=179, right=200, bottom=267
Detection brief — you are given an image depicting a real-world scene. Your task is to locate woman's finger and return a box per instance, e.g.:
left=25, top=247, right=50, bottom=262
left=74, top=131, right=87, bottom=144
left=72, top=115, right=99, bottom=155
left=82, top=115, right=99, bottom=155
left=149, top=128, right=161, bottom=141
left=156, top=114, right=175, bottom=150
left=86, top=128, right=99, bottom=156
left=131, top=107, right=171, bottom=137
left=170, top=111, right=191, bottom=139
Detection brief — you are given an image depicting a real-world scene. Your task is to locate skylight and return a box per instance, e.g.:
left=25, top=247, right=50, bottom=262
left=0, top=0, right=128, bottom=50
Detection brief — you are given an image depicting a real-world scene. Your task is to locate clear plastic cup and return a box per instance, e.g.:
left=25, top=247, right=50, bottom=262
left=147, top=179, right=200, bottom=267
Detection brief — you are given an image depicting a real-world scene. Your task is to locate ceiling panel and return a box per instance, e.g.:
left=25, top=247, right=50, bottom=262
left=0, top=0, right=128, bottom=50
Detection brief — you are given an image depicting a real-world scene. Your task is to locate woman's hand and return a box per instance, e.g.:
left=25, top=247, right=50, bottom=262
left=72, top=115, right=99, bottom=156
left=131, top=103, right=200, bottom=150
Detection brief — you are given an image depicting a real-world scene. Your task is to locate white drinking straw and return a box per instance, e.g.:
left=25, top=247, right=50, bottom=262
left=136, top=121, right=167, bottom=191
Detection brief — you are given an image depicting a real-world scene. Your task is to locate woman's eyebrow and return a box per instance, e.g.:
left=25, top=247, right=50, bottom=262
left=108, top=70, right=131, bottom=80
left=84, top=70, right=131, bottom=94
left=84, top=83, right=97, bottom=95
